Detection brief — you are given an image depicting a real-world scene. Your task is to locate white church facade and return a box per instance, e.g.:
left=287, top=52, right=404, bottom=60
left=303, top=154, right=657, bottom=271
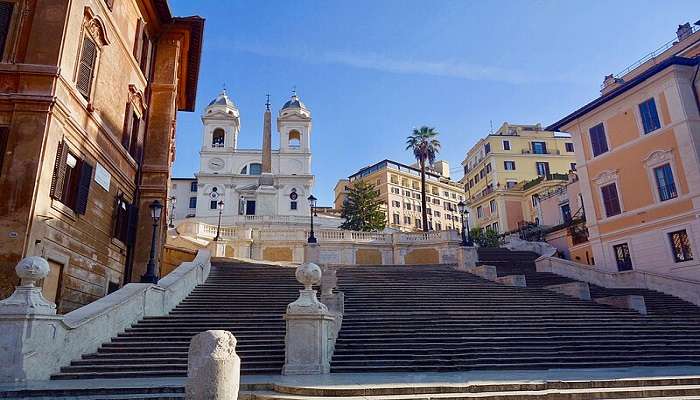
left=176, top=90, right=316, bottom=224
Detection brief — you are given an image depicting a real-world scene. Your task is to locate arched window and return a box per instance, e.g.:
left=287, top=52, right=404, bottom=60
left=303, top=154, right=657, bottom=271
left=288, top=130, right=301, bottom=148
left=212, top=128, right=225, bottom=147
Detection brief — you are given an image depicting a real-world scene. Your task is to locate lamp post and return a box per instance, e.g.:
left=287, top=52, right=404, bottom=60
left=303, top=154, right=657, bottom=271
left=458, top=201, right=473, bottom=247
left=214, top=200, right=224, bottom=241
left=168, top=196, right=176, bottom=228
left=141, top=199, right=163, bottom=284
left=307, top=194, right=317, bottom=243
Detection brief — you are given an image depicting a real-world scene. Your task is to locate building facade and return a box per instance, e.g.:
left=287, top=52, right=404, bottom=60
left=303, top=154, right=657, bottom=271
left=460, top=123, right=577, bottom=232
left=0, top=0, right=203, bottom=312
left=547, top=22, right=700, bottom=279
left=169, top=177, right=197, bottom=221
left=336, top=159, right=466, bottom=232
left=191, top=90, right=314, bottom=224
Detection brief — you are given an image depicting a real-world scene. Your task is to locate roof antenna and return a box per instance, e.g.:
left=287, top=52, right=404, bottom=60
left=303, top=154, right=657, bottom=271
left=265, top=93, right=271, bottom=111
left=489, top=120, right=494, bottom=134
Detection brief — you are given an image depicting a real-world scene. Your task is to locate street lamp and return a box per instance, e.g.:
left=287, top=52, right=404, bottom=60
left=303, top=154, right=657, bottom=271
left=141, top=199, right=163, bottom=283
left=168, top=196, right=176, bottom=228
left=307, top=194, right=317, bottom=243
left=458, top=201, right=474, bottom=247
left=214, top=200, right=224, bottom=241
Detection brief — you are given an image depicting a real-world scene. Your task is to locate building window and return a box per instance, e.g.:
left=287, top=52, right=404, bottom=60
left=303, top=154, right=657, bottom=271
left=0, top=2, right=14, bottom=60
left=489, top=200, right=496, bottom=214
left=436, top=222, right=442, bottom=230
left=210, top=200, right=217, bottom=210
left=134, top=19, right=153, bottom=77
left=248, top=163, right=262, bottom=175
left=485, top=163, right=492, bottom=174
left=601, top=183, right=621, bottom=217
left=504, top=161, right=515, bottom=171
left=589, top=123, right=609, bottom=157
left=484, top=143, right=491, bottom=154
left=561, top=203, right=572, bottom=223
left=392, top=200, right=400, bottom=207
left=477, top=206, right=484, bottom=219
left=415, top=218, right=421, bottom=228
left=639, top=98, right=661, bottom=134
left=570, top=163, right=577, bottom=172
left=189, top=196, right=197, bottom=209
left=390, top=175, right=398, bottom=184
left=50, top=141, right=93, bottom=214
left=288, top=129, right=301, bottom=148
left=290, top=201, right=297, bottom=210
left=76, top=36, right=98, bottom=100
left=669, top=230, right=693, bottom=263
left=403, top=216, right=411, bottom=224
left=212, top=128, right=225, bottom=147
left=113, top=196, right=130, bottom=244
left=535, top=162, right=550, bottom=176
left=502, top=140, right=510, bottom=151
left=190, top=181, right=198, bottom=192
left=531, top=194, right=539, bottom=207
left=434, top=211, right=441, bottom=217
left=506, top=180, right=517, bottom=189
left=532, top=141, right=547, bottom=154
left=405, top=203, right=411, bottom=210
left=565, top=142, right=574, bottom=152
left=653, top=163, right=677, bottom=202
left=613, top=243, right=633, bottom=271
left=392, top=213, right=400, bottom=225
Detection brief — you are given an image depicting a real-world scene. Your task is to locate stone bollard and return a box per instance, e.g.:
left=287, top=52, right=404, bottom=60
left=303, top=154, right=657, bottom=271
left=283, top=262, right=334, bottom=375
left=185, top=330, right=240, bottom=400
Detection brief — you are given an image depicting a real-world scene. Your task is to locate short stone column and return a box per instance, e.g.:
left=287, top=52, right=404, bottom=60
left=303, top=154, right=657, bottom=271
left=304, top=242, right=320, bottom=263
left=283, top=262, right=334, bottom=375
left=455, top=247, right=478, bottom=271
left=0, top=257, right=64, bottom=382
left=185, top=330, right=240, bottom=400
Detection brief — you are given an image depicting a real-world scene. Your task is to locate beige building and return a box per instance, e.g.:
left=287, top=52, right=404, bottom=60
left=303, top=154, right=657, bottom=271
left=335, top=159, right=466, bottom=232
left=547, top=22, right=700, bottom=279
left=459, top=123, right=577, bottom=233
left=0, top=0, right=203, bottom=312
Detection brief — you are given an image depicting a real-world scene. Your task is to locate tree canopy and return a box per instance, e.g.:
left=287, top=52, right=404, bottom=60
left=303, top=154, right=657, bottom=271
left=340, top=180, right=386, bottom=232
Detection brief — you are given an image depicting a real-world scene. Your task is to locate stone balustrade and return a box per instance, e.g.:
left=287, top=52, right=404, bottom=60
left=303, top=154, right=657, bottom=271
left=0, top=250, right=211, bottom=383
left=536, top=255, right=700, bottom=307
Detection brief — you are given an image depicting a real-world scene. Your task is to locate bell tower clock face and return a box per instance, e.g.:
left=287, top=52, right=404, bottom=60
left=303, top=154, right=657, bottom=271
left=208, top=158, right=225, bottom=171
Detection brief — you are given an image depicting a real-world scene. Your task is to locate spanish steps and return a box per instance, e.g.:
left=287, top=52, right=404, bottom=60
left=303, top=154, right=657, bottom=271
left=24, top=249, right=700, bottom=398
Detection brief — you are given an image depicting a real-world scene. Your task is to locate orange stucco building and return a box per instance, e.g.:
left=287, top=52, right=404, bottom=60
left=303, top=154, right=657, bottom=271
left=0, top=0, right=203, bottom=312
left=548, top=23, right=700, bottom=279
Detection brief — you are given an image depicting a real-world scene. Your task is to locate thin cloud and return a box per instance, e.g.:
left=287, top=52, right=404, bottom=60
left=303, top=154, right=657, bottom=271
left=221, top=40, right=578, bottom=85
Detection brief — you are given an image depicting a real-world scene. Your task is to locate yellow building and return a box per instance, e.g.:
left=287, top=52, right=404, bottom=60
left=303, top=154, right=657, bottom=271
left=547, top=22, right=700, bottom=279
left=459, top=123, right=577, bottom=232
left=335, top=159, right=466, bottom=231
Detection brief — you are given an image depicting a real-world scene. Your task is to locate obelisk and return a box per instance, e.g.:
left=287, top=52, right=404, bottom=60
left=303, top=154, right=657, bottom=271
left=262, top=94, right=272, bottom=174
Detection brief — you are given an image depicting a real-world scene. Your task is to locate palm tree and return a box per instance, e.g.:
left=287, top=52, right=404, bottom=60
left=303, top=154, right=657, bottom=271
left=406, top=126, right=441, bottom=232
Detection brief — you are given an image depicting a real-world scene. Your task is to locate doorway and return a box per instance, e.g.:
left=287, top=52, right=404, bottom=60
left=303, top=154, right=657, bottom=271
left=245, top=200, right=256, bottom=215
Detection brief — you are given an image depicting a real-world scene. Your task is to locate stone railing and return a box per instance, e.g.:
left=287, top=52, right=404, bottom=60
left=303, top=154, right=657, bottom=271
left=0, top=250, right=211, bottom=382
left=536, top=256, right=700, bottom=306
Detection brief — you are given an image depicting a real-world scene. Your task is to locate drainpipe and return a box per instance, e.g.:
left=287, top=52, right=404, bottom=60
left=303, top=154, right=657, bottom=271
left=692, top=64, right=700, bottom=116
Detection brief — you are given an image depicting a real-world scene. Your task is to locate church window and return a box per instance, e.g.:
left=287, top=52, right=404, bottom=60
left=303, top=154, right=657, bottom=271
left=290, top=201, right=297, bottom=210
left=288, top=130, right=301, bottom=148
left=210, top=200, right=217, bottom=209
left=240, top=166, right=247, bottom=174
left=212, top=128, right=225, bottom=147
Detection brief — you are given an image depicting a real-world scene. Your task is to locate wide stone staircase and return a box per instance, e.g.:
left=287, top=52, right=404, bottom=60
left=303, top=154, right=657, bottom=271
left=51, top=262, right=299, bottom=380
left=330, top=259, right=700, bottom=373
left=5, top=252, right=700, bottom=398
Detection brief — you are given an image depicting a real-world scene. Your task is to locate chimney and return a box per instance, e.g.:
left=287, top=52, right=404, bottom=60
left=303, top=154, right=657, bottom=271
left=677, top=23, right=693, bottom=42
left=433, top=160, right=450, bottom=179
left=262, top=99, right=272, bottom=173
left=601, top=74, right=624, bottom=95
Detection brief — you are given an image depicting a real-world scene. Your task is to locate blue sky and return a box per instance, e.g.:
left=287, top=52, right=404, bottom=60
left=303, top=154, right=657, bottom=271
left=169, top=0, right=696, bottom=205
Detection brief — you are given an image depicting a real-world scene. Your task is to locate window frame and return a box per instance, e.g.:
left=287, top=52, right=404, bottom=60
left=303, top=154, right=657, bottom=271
left=638, top=97, right=662, bottom=135
left=668, top=229, right=694, bottom=263
left=612, top=242, right=633, bottom=272
left=600, top=182, right=622, bottom=218
left=504, top=160, right=516, bottom=171
left=188, top=196, right=197, bottom=209
left=502, top=140, right=510, bottom=151
left=565, top=142, right=574, bottom=152
left=531, top=141, right=547, bottom=155
left=588, top=122, right=610, bottom=158
left=652, top=163, right=678, bottom=202
left=643, top=149, right=679, bottom=204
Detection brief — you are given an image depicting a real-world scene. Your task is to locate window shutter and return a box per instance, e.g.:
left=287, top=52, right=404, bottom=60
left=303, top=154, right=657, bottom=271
left=121, top=102, right=134, bottom=150
left=0, top=2, right=14, bottom=60
left=77, top=38, right=97, bottom=99
left=133, top=19, right=144, bottom=60
left=134, top=115, right=145, bottom=164
left=125, top=203, right=139, bottom=246
left=75, top=161, right=93, bottom=215
left=50, top=141, right=69, bottom=200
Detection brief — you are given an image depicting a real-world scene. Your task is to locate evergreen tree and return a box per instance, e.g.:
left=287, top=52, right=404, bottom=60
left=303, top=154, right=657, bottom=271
left=340, top=180, right=386, bottom=231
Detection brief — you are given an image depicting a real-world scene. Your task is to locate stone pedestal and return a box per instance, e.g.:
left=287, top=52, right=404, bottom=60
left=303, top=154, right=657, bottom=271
left=283, top=262, right=334, bottom=375
left=456, top=247, right=478, bottom=271
left=185, top=330, right=240, bottom=400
